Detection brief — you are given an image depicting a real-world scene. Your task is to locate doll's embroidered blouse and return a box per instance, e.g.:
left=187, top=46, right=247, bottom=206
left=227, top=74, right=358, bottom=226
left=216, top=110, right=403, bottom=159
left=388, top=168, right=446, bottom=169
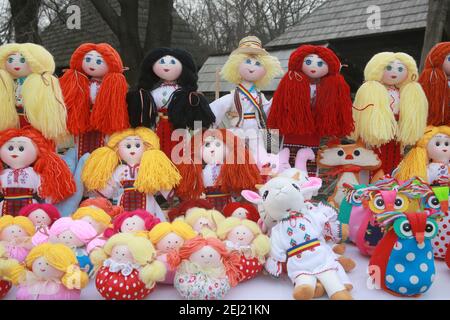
left=14, top=77, right=26, bottom=107
left=151, top=83, right=181, bottom=111
left=0, top=167, right=41, bottom=192
left=428, top=163, right=449, bottom=185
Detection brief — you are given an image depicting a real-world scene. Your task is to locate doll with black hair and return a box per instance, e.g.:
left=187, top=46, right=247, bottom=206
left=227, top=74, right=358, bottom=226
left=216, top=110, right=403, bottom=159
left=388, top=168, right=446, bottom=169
left=127, top=48, right=215, bottom=158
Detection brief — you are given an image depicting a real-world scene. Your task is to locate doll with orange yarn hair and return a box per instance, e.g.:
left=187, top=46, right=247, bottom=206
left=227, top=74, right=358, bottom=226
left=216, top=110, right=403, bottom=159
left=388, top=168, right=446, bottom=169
left=168, top=236, right=242, bottom=300
left=419, top=42, right=450, bottom=126
left=267, top=45, right=354, bottom=175
left=60, top=43, right=130, bottom=160
left=0, top=128, right=76, bottom=216
left=176, top=129, right=262, bottom=211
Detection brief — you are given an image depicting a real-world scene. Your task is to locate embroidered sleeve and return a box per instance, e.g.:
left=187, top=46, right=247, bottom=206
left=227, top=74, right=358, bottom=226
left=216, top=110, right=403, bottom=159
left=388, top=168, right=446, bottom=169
left=269, top=224, right=287, bottom=262
left=210, top=93, right=233, bottom=127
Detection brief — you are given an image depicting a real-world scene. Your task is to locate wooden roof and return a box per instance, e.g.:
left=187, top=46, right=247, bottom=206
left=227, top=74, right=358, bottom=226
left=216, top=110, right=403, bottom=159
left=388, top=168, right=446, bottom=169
left=41, top=0, right=207, bottom=68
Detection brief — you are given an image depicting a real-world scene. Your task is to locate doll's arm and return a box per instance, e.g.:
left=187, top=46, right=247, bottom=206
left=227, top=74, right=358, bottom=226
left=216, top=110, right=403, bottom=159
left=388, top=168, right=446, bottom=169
left=209, top=94, right=233, bottom=127
left=98, top=170, right=121, bottom=199
left=261, top=94, right=272, bottom=115
left=265, top=225, right=286, bottom=277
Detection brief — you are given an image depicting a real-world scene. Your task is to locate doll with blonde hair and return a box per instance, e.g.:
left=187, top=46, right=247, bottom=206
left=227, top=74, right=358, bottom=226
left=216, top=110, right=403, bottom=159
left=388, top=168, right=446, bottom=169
left=0, top=43, right=68, bottom=142
left=210, top=36, right=283, bottom=155
left=183, top=207, right=226, bottom=238
left=0, top=215, right=35, bottom=263
left=9, top=243, right=89, bottom=300
left=168, top=236, right=242, bottom=300
left=0, top=243, right=20, bottom=299
left=396, top=126, right=450, bottom=184
left=79, top=197, right=123, bottom=218
left=148, top=220, right=196, bottom=284
left=352, top=52, right=428, bottom=177
left=90, top=233, right=166, bottom=300
left=82, top=127, right=181, bottom=218
left=217, top=217, right=270, bottom=282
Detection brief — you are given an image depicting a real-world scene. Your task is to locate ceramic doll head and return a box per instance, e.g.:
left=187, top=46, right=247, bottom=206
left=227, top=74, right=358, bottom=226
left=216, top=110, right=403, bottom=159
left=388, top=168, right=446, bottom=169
left=184, top=208, right=225, bottom=234
left=148, top=220, right=196, bottom=253
left=201, top=134, right=229, bottom=165
left=221, top=36, right=282, bottom=88
left=118, top=135, right=145, bottom=166
left=72, top=207, right=112, bottom=235
left=79, top=197, right=123, bottom=218
left=82, top=127, right=181, bottom=196
left=0, top=128, right=76, bottom=202
left=222, top=202, right=260, bottom=223
left=427, top=134, right=450, bottom=163
left=103, top=210, right=160, bottom=238
left=81, top=50, right=109, bottom=79
left=381, top=59, right=409, bottom=86
left=152, top=55, right=183, bottom=82
left=18, top=204, right=61, bottom=229
left=302, top=54, right=329, bottom=79
left=444, top=53, right=450, bottom=76
left=167, top=199, right=214, bottom=222
left=0, top=216, right=35, bottom=242
left=21, top=243, right=89, bottom=289
left=0, top=43, right=67, bottom=141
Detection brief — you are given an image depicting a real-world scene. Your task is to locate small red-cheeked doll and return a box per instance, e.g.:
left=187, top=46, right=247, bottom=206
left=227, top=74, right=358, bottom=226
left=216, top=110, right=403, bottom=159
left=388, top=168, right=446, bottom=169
left=222, top=202, right=260, bottom=223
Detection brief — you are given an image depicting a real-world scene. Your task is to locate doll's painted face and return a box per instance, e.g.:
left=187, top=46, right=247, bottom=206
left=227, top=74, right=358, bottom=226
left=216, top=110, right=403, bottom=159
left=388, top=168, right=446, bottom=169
left=202, top=136, right=228, bottom=165
left=238, top=57, right=267, bottom=83
left=32, top=256, right=64, bottom=280
left=227, top=225, right=254, bottom=246
left=82, top=50, right=109, bottom=79
left=427, top=134, right=450, bottom=163
left=5, top=53, right=32, bottom=79
left=382, top=60, right=408, bottom=86
left=192, top=217, right=215, bottom=233
left=231, top=208, right=249, bottom=219
left=28, top=209, right=52, bottom=228
left=55, top=230, right=85, bottom=248
left=153, top=55, right=183, bottom=82
left=118, top=136, right=145, bottom=166
left=443, top=54, right=450, bottom=76
left=80, top=216, right=105, bottom=234
left=121, top=216, right=146, bottom=233
left=0, top=137, right=38, bottom=169
left=189, top=245, right=222, bottom=268
left=0, top=225, right=29, bottom=241
left=302, top=54, right=329, bottom=79
left=110, top=245, right=134, bottom=264
left=156, top=232, right=184, bottom=252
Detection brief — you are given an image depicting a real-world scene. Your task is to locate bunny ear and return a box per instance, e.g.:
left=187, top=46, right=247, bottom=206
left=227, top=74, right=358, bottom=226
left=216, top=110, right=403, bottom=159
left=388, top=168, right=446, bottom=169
left=301, top=177, right=322, bottom=195
left=241, top=190, right=263, bottom=205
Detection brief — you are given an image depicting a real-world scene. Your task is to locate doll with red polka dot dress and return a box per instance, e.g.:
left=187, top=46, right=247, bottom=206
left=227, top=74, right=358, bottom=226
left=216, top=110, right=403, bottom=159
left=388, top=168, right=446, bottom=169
left=0, top=243, right=20, bottom=299
left=90, top=233, right=166, bottom=300
left=217, top=217, right=270, bottom=282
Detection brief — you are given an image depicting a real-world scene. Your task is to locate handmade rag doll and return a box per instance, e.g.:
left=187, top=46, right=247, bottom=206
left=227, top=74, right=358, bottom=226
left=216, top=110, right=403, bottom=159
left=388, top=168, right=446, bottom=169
left=352, top=52, right=428, bottom=177
left=32, top=217, right=97, bottom=275
left=223, top=202, right=260, bottom=223
left=148, top=220, right=196, bottom=284
left=0, top=43, right=68, bottom=142
left=210, top=36, right=283, bottom=155
left=396, top=126, right=450, bottom=184
left=217, top=217, right=270, bottom=282
left=419, top=42, right=450, bottom=126
left=267, top=45, right=354, bottom=174
left=90, top=233, right=166, bottom=300
left=79, top=197, right=123, bottom=218
left=18, top=203, right=60, bottom=230
left=242, top=175, right=353, bottom=300
left=103, top=210, right=160, bottom=239
left=127, top=48, right=215, bottom=157
left=0, top=128, right=76, bottom=216
left=82, top=127, right=181, bottom=216
left=176, top=128, right=262, bottom=211
left=72, top=207, right=112, bottom=253
left=167, top=199, right=214, bottom=222
left=168, top=236, right=241, bottom=300
left=183, top=207, right=225, bottom=238
left=60, top=43, right=129, bottom=159
left=0, top=215, right=34, bottom=263
left=0, top=243, right=20, bottom=299
left=10, top=243, right=89, bottom=300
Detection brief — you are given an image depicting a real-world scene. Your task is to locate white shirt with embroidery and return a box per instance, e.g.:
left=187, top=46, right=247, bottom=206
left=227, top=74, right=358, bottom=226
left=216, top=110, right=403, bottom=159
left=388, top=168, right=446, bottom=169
left=89, top=80, right=101, bottom=104
left=387, top=86, right=401, bottom=116
left=0, top=167, right=41, bottom=211
left=99, top=164, right=168, bottom=221
left=427, top=162, right=449, bottom=184
left=151, top=83, right=181, bottom=111
left=202, top=164, right=221, bottom=188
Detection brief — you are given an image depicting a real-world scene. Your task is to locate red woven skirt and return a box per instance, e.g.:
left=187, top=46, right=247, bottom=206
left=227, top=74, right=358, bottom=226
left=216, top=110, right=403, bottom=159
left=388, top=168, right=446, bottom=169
left=374, top=140, right=402, bottom=176
left=119, top=180, right=146, bottom=212
left=2, top=188, right=34, bottom=216
left=204, top=187, right=232, bottom=212
left=78, top=131, right=105, bottom=159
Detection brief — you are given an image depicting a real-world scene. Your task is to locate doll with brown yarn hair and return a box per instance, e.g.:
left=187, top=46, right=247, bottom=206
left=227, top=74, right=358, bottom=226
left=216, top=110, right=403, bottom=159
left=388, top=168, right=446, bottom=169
left=176, top=129, right=262, bottom=211
left=419, top=42, right=450, bottom=126
left=59, top=43, right=130, bottom=160
left=0, top=127, right=76, bottom=216
left=267, top=45, right=354, bottom=175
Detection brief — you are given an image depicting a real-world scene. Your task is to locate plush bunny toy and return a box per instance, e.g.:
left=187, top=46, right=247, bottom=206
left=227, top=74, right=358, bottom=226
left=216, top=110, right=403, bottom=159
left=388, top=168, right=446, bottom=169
left=242, top=176, right=352, bottom=300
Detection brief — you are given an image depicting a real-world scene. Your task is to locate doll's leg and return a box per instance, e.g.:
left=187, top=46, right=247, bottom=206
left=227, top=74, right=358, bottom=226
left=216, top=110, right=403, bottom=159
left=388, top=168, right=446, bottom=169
left=317, top=270, right=352, bottom=300
left=293, top=274, right=316, bottom=300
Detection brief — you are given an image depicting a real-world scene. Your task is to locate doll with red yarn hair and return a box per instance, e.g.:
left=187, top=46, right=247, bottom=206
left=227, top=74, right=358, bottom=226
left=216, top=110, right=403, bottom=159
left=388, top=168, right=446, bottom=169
left=18, top=203, right=60, bottom=230
left=0, top=128, right=76, bottom=216
left=79, top=197, right=123, bottom=218
left=168, top=236, right=242, bottom=300
left=267, top=45, right=354, bottom=175
left=222, top=202, right=260, bottom=223
left=419, top=42, right=450, bottom=126
left=103, top=210, right=160, bottom=239
left=59, top=43, right=130, bottom=160
left=176, top=129, right=262, bottom=211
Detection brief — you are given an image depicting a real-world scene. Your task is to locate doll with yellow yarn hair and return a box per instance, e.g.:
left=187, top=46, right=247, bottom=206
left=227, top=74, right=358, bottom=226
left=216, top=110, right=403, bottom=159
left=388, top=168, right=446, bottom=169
left=183, top=207, right=226, bottom=238
left=352, top=52, right=428, bottom=178
left=0, top=243, right=20, bottom=299
left=0, top=215, right=35, bottom=263
left=217, top=217, right=270, bottom=282
left=82, top=127, right=181, bottom=220
left=0, top=43, right=68, bottom=142
left=210, top=36, right=283, bottom=155
left=148, top=220, right=196, bottom=284
left=396, top=126, right=450, bottom=184
left=90, top=233, right=166, bottom=300
left=10, top=243, right=89, bottom=300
